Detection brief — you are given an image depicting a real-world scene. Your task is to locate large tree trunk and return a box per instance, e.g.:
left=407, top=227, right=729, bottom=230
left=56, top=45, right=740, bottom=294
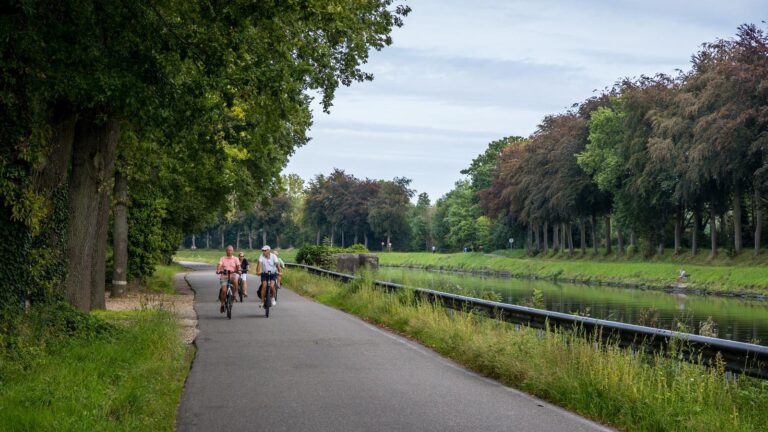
left=248, top=229, right=252, bottom=249
left=534, top=223, right=540, bottom=251
left=543, top=221, right=549, bottom=253
left=755, top=188, right=763, bottom=255
left=604, top=215, right=612, bottom=255
left=316, top=230, right=321, bottom=245
left=674, top=206, right=683, bottom=255
left=25, top=109, right=77, bottom=306
left=630, top=230, right=637, bottom=248
left=111, top=168, right=128, bottom=298
left=733, top=186, right=743, bottom=254
left=710, top=206, right=718, bottom=257
left=567, top=222, right=574, bottom=255
left=219, top=227, right=225, bottom=249
left=235, top=228, right=241, bottom=250
left=364, top=232, right=368, bottom=248
left=64, top=115, right=120, bottom=311
left=206, top=232, right=210, bottom=249
left=590, top=215, right=598, bottom=254
left=341, top=229, right=345, bottom=248
left=91, top=188, right=112, bottom=309
left=526, top=224, right=532, bottom=255
left=691, top=205, right=700, bottom=256
left=262, top=228, right=267, bottom=247
left=579, top=219, right=586, bottom=254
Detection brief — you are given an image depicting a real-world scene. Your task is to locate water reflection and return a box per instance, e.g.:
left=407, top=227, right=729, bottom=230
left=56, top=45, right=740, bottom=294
left=375, top=267, right=768, bottom=345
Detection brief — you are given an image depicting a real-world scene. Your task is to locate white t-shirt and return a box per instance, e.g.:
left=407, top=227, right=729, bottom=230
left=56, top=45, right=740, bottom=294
left=259, top=254, right=279, bottom=273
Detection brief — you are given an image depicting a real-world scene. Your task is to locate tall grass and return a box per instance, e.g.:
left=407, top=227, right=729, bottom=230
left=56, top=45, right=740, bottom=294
left=0, top=306, right=191, bottom=431
left=146, top=263, right=187, bottom=294
left=285, top=269, right=768, bottom=432
left=378, top=252, right=768, bottom=295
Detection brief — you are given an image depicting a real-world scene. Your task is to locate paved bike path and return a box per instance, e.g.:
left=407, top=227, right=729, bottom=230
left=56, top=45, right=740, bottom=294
left=176, top=263, right=612, bottom=432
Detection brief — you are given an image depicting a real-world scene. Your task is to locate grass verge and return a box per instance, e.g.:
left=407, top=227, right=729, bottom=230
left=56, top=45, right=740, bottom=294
left=146, top=263, right=188, bottom=294
left=0, top=306, right=192, bottom=431
left=174, top=248, right=297, bottom=266
left=377, top=252, right=768, bottom=296
left=284, top=269, right=768, bottom=432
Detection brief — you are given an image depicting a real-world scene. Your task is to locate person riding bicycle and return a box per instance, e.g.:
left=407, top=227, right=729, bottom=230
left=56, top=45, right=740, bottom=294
left=238, top=252, right=250, bottom=297
left=273, top=250, right=286, bottom=287
left=256, top=245, right=279, bottom=307
left=216, top=245, right=241, bottom=313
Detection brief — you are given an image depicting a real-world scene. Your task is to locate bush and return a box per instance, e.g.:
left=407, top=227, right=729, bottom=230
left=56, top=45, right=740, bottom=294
left=296, top=244, right=371, bottom=268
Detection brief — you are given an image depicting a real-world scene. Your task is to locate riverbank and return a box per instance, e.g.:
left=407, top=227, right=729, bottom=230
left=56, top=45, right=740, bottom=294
left=376, top=252, right=768, bottom=297
left=284, top=269, right=768, bottom=432
left=0, top=265, right=194, bottom=431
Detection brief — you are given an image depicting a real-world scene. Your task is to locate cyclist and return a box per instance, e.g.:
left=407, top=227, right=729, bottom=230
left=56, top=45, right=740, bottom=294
left=273, top=250, right=286, bottom=287
left=238, top=252, right=250, bottom=297
left=256, top=245, right=279, bottom=307
left=216, top=245, right=241, bottom=313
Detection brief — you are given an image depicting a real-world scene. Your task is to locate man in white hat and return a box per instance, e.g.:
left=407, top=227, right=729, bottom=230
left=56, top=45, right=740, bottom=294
left=256, top=245, right=279, bottom=306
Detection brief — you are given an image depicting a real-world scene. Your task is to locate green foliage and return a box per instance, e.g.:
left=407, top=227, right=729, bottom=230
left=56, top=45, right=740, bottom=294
left=296, top=245, right=336, bottom=268
left=295, top=244, right=370, bottom=268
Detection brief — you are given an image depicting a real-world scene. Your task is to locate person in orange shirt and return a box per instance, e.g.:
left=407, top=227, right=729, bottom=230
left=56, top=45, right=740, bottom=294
left=216, top=245, right=241, bottom=313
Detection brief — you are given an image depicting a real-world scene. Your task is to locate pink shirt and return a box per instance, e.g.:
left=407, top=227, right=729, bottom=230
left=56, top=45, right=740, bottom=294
left=218, top=256, right=240, bottom=273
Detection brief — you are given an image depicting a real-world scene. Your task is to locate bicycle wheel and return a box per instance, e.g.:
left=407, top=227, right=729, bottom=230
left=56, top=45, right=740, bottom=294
left=264, top=288, right=270, bottom=318
left=226, top=289, right=233, bottom=320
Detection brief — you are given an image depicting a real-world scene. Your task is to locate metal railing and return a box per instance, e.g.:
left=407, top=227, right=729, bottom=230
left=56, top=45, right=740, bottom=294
left=287, top=262, right=768, bottom=379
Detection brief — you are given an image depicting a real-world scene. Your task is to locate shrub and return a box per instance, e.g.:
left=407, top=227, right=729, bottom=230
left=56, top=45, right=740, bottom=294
left=296, top=244, right=372, bottom=268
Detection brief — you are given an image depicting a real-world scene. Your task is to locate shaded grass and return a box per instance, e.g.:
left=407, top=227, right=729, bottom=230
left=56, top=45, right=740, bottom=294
left=0, top=307, right=191, bottom=432
left=146, top=263, right=187, bottom=294
left=285, top=269, right=768, bottom=432
left=378, top=252, right=768, bottom=295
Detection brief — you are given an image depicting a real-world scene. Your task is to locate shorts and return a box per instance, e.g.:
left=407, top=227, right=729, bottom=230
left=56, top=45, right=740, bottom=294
left=220, top=273, right=238, bottom=286
left=240, top=273, right=247, bottom=281
left=260, top=272, right=276, bottom=283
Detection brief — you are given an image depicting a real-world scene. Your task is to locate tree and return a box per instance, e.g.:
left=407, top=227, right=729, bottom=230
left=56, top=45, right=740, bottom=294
left=368, top=178, right=414, bottom=250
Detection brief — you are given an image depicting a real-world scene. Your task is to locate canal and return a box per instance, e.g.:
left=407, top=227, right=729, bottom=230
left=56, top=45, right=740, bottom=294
left=375, top=267, right=768, bottom=345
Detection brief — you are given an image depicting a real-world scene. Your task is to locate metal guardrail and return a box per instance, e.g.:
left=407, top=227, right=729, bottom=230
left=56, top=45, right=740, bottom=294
left=287, top=262, right=768, bottom=379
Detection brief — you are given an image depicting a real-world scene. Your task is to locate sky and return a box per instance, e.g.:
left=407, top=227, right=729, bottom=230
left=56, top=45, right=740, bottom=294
left=284, top=0, right=765, bottom=201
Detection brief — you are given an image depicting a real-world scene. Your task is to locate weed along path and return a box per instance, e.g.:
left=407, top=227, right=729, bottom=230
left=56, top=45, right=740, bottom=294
left=175, top=263, right=611, bottom=432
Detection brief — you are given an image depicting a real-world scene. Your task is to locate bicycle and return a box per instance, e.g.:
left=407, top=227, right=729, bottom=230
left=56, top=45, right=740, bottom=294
left=259, top=271, right=276, bottom=318
left=218, top=270, right=235, bottom=319
left=237, top=272, right=245, bottom=303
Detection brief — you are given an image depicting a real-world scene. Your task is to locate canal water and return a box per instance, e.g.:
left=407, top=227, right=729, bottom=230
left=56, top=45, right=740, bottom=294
left=375, top=267, right=768, bottom=345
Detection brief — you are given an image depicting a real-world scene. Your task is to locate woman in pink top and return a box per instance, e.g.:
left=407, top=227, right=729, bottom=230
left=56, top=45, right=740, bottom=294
left=216, top=245, right=241, bottom=313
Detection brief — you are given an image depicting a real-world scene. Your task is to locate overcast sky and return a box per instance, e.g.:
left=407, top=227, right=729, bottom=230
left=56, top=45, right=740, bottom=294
left=284, top=0, right=765, bottom=201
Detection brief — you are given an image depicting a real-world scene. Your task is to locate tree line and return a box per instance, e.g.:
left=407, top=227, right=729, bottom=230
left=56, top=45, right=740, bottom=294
left=201, top=24, right=767, bottom=258
left=1, top=1, right=409, bottom=312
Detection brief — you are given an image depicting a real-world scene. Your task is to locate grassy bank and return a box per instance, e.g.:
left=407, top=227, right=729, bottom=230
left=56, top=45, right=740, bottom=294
left=175, top=248, right=297, bottom=265
left=146, top=263, right=188, bottom=294
left=284, top=269, right=768, bottom=432
left=0, top=266, right=193, bottom=431
left=377, top=252, right=768, bottom=295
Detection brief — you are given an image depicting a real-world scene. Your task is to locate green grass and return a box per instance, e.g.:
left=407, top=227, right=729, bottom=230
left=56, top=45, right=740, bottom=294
left=377, top=251, right=768, bottom=296
left=0, top=308, right=191, bottom=431
left=0, top=265, right=193, bottom=431
left=284, top=269, right=768, bottom=432
left=174, top=248, right=297, bottom=265
left=146, top=263, right=187, bottom=294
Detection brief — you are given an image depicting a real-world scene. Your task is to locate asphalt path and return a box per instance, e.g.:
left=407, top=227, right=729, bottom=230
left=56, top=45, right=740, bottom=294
left=176, top=262, right=612, bottom=432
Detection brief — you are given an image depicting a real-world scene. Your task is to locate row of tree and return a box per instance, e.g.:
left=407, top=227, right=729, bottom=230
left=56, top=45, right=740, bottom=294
left=190, top=23, right=767, bottom=258
left=1, top=1, right=409, bottom=312
left=477, top=24, right=767, bottom=257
